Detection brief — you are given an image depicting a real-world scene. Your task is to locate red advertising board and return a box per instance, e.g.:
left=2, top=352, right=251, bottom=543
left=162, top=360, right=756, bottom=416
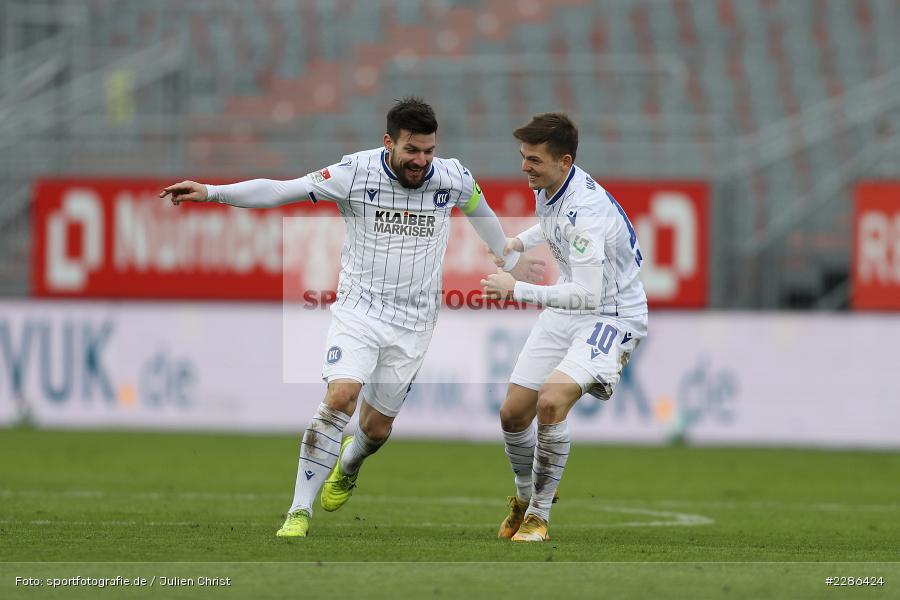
left=853, top=182, right=900, bottom=310
left=32, top=179, right=332, bottom=300
left=32, top=178, right=707, bottom=307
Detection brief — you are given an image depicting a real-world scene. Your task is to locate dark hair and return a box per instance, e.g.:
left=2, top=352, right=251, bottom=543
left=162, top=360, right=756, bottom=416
left=513, top=112, right=578, bottom=160
left=386, top=97, right=438, bottom=140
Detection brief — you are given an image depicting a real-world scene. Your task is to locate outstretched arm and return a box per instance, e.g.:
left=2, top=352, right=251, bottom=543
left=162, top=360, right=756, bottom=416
left=159, top=177, right=313, bottom=208
left=460, top=186, right=521, bottom=271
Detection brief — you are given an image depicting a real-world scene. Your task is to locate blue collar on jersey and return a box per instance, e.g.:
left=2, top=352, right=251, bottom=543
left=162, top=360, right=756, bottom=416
left=543, top=166, right=576, bottom=206
left=381, top=149, right=435, bottom=184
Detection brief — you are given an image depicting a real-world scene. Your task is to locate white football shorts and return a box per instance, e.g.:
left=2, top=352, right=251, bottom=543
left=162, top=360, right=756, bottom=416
left=510, top=309, right=647, bottom=400
left=321, top=304, right=434, bottom=417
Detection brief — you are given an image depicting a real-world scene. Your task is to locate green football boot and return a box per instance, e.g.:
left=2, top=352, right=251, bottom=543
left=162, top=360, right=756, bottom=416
left=276, top=509, right=310, bottom=538
left=320, top=436, right=358, bottom=512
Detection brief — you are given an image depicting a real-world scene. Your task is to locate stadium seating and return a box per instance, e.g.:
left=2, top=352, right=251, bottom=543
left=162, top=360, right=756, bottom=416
left=0, top=0, right=897, bottom=305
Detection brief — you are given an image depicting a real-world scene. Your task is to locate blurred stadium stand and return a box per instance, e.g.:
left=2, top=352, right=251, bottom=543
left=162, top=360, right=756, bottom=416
left=1, top=0, right=898, bottom=306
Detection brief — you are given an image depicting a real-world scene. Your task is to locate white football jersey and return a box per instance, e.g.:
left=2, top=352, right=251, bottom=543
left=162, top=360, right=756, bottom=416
left=534, top=165, right=648, bottom=317
left=303, top=147, right=479, bottom=332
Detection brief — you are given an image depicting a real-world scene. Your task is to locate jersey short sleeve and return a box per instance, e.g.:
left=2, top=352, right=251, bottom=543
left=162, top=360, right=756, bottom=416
left=302, top=154, right=355, bottom=203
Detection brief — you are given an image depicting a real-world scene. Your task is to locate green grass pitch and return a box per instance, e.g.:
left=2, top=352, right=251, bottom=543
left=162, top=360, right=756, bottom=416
left=1, top=429, right=898, bottom=599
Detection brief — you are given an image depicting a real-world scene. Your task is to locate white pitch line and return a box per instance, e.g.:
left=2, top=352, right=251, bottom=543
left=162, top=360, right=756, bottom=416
left=1, top=488, right=897, bottom=513
left=0, top=489, right=284, bottom=501
left=652, top=499, right=900, bottom=513
left=0, top=518, right=703, bottom=530
left=352, top=497, right=713, bottom=526
left=0, top=489, right=712, bottom=528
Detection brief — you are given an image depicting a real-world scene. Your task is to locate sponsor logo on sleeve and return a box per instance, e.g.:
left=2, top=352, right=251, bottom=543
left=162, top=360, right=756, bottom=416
left=308, top=168, right=332, bottom=184
left=572, top=234, right=594, bottom=258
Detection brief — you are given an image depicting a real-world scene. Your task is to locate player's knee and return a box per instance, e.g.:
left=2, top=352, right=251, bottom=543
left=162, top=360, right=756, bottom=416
left=499, top=401, right=531, bottom=431
left=325, top=383, right=360, bottom=412
left=536, top=388, right=566, bottom=423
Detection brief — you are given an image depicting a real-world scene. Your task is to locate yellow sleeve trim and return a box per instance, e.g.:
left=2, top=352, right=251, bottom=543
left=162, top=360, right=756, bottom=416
left=460, top=181, right=482, bottom=215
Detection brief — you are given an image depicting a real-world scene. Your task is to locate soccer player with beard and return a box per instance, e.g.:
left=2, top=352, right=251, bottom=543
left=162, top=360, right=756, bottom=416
left=482, top=113, right=648, bottom=542
left=160, top=98, right=545, bottom=537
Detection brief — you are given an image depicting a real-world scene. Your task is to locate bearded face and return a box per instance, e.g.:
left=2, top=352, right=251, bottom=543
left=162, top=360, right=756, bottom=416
left=385, top=130, right=436, bottom=189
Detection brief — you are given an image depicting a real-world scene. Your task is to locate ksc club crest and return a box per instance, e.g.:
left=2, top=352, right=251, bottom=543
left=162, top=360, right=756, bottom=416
left=326, top=346, right=343, bottom=364
left=433, top=189, right=451, bottom=208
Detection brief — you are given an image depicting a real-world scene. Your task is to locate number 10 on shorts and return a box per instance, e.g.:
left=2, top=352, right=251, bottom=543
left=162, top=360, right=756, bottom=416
left=586, top=322, right=620, bottom=359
